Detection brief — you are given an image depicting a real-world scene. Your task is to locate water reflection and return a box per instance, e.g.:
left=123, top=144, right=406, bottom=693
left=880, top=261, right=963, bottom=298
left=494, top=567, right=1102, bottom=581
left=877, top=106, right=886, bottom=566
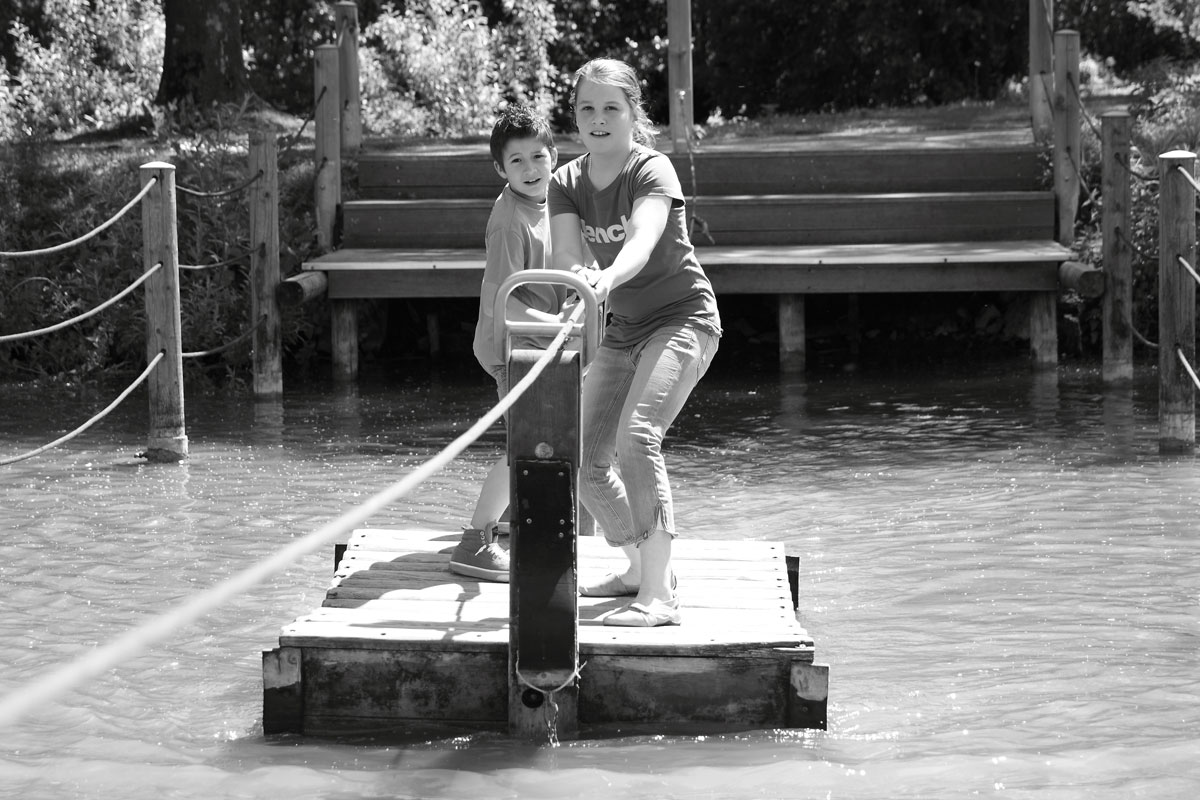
left=1, top=360, right=1198, bottom=799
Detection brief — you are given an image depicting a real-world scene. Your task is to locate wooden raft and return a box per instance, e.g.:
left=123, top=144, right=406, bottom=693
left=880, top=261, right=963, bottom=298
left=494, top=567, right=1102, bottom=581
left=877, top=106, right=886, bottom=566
left=262, top=527, right=827, bottom=736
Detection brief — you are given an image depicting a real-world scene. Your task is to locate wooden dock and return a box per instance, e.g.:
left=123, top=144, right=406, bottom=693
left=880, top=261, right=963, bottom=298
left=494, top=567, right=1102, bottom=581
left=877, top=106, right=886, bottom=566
left=263, top=527, right=827, bottom=737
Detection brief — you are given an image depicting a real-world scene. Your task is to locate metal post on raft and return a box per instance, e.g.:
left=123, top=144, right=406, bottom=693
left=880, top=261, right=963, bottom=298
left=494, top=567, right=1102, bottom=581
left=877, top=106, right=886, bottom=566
left=496, top=271, right=600, bottom=742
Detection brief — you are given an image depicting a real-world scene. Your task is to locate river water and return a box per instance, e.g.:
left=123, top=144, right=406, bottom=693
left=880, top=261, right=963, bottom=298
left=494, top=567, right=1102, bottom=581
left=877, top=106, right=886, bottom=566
left=1, top=357, right=1197, bottom=799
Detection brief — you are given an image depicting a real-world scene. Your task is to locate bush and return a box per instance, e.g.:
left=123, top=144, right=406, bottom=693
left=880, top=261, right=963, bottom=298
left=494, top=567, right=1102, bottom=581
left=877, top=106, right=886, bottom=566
left=4, top=0, right=162, bottom=138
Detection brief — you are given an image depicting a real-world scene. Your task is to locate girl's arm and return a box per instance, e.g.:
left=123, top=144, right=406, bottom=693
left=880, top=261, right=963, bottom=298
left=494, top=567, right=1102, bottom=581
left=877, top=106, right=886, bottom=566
left=551, top=211, right=587, bottom=274
left=586, top=194, right=671, bottom=301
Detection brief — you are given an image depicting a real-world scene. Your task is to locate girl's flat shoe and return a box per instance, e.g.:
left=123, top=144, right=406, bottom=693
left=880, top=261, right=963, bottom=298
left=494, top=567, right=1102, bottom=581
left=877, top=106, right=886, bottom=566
left=579, top=572, right=678, bottom=598
left=579, top=573, right=637, bottom=597
left=602, top=597, right=681, bottom=627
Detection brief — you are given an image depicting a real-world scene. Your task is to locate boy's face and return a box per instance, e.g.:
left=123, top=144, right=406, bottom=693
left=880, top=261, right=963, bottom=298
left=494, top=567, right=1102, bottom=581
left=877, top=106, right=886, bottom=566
left=494, top=137, right=557, bottom=201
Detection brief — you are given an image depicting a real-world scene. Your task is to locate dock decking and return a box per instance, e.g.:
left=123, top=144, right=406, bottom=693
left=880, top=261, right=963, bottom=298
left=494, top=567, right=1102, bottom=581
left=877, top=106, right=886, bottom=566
left=263, top=527, right=827, bottom=737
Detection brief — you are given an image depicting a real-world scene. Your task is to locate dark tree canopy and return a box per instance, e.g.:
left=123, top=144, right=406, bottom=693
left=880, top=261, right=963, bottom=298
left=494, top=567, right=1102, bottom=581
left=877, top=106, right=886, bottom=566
left=156, top=0, right=247, bottom=106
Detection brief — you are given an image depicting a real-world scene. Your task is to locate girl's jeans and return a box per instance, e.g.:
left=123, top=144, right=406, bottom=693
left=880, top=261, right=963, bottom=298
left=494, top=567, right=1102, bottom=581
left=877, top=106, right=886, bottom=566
left=580, top=323, right=719, bottom=547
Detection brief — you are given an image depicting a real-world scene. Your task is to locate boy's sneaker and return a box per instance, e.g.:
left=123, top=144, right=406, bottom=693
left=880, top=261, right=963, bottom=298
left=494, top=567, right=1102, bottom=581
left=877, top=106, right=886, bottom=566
left=449, top=523, right=509, bottom=582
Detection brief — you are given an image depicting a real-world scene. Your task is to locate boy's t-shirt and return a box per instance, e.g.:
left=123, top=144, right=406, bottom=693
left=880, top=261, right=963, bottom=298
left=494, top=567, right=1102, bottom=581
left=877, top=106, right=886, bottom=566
left=548, top=146, right=721, bottom=348
left=472, top=185, right=565, bottom=372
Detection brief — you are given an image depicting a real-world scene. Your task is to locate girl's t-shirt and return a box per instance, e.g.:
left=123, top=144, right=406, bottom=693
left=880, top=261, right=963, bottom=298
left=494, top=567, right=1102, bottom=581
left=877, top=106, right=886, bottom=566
left=549, top=146, right=721, bottom=348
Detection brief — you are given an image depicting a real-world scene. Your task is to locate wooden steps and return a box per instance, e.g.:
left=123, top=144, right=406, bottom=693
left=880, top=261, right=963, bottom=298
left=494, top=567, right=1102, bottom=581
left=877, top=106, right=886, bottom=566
left=356, top=145, right=1045, bottom=198
left=262, top=528, right=826, bottom=736
left=301, top=130, right=1073, bottom=376
left=342, top=191, right=1056, bottom=249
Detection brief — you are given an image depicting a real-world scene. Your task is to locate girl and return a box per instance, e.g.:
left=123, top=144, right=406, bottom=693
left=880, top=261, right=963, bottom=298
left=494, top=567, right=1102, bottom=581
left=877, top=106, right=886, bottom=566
left=548, top=58, right=721, bottom=627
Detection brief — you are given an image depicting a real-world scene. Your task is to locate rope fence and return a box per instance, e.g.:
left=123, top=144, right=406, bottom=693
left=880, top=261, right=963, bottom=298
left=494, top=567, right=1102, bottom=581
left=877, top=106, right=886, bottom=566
left=0, top=177, right=158, bottom=259
left=182, top=315, right=267, bottom=359
left=178, top=168, right=263, bottom=199
left=0, top=353, right=165, bottom=467
left=0, top=309, right=581, bottom=728
left=0, top=262, right=162, bottom=343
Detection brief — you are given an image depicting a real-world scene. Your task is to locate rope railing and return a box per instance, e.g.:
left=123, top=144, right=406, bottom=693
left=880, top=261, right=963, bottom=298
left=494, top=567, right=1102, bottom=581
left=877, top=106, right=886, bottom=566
left=0, top=352, right=164, bottom=467
left=0, top=177, right=158, bottom=259
left=182, top=315, right=266, bottom=359
left=1176, top=254, right=1200, bottom=289
left=0, top=262, right=163, bottom=343
left=0, top=310, right=581, bottom=727
left=178, top=168, right=263, bottom=199
left=179, top=249, right=254, bottom=271
left=1175, top=164, right=1200, bottom=195
left=1177, top=346, right=1200, bottom=391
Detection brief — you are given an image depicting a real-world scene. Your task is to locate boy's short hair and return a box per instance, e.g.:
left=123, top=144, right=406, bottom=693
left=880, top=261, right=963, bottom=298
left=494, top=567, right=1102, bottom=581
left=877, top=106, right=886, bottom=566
left=489, top=105, right=555, bottom=166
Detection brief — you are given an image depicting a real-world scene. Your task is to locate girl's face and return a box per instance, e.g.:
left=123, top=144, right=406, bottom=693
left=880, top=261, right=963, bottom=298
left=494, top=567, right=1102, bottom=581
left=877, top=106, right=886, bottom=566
left=574, top=79, right=635, bottom=155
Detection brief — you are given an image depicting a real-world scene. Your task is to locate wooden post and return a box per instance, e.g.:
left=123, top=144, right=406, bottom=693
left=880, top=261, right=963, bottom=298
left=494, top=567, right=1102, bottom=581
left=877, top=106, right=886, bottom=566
left=140, top=162, right=188, bottom=462
left=785, top=659, right=829, bottom=730
left=331, top=300, right=358, bottom=382
left=666, top=0, right=694, bottom=151
left=314, top=44, right=341, bottom=252
left=507, top=349, right=581, bottom=742
left=249, top=132, right=282, bottom=398
left=262, top=647, right=304, bottom=734
left=778, top=295, right=805, bottom=372
left=1102, top=112, right=1133, bottom=383
left=1053, top=30, right=1081, bottom=246
left=1157, top=150, right=1196, bottom=454
left=277, top=271, right=328, bottom=308
left=335, top=2, right=362, bottom=152
left=1029, top=0, right=1054, bottom=142
left=1029, top=291, right=1058, bottom=367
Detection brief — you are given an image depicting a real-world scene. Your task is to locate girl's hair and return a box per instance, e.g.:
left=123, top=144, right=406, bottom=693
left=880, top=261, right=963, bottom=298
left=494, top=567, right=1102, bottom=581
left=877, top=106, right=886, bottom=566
left=572, top=58, right=658, bottom=148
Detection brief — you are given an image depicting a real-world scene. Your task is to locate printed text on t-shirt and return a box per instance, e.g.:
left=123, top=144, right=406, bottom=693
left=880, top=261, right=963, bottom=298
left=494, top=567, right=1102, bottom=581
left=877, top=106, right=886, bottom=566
left=581, top=213, right=631, bottom=245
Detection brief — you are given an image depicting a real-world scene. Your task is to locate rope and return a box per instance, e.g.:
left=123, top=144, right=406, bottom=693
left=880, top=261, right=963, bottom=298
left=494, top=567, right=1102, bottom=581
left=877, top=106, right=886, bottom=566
left=178, top=169, right=263, bottom=199
left=0, top=178, right=158, bottom=259
left=677, top=89, right=713, bottom=246
left=514, top=657, right=587, bottom=696
left=1134, top=327, right=1159, bottom=349
left=0, top=352, right=164, bottom=467
left=1177, top=346, right=1200, bottom=391
left=278, top=87, right=325, bottom=160
left=182, top=315, right=266, bottom=358
left=1175, top=164, right=1200, bottom=196
left=1115, top=227, right=1155, bottom=261
left=1176, top=254, right=1200, bottom=289
left=0, top=263, right=162, bottom=343
left=179, top=250, right=252, bottom=271
left=0, top=310, right=581, bottom=728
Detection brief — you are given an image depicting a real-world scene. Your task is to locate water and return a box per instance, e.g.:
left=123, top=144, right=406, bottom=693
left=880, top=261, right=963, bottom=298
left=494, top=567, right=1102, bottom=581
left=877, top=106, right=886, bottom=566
left=1, top=359, right=1198, bottom=799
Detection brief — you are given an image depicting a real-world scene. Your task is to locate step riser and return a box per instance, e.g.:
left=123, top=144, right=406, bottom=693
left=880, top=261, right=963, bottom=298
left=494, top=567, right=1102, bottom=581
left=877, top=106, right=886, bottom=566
left=342, top=194, right=1056, bottom=249
left=357, top=148, right=1044, bottom=199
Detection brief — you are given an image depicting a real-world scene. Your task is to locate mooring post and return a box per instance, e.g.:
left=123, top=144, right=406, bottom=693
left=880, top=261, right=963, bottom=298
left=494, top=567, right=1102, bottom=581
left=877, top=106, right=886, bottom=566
left=313, top=44, right=341, bottom=252
left=497, top=272, right=599, bottom=742
left=778, top=295, right=805, bottom=372
left=1102, top=112, right=1133, bottom=384
left=140, top=162, right=188, bottom=462
left=335, top=2, right=362, bottom=153
left=1157, top=150, right=1197, bottom=454
left=1028, top=0, right=1054, bottom=142
left=249, top=132, right=282, bottom=398
left=666, top=0, right=694, bottom=150
left=1053, top=29, right=1081, bottom=246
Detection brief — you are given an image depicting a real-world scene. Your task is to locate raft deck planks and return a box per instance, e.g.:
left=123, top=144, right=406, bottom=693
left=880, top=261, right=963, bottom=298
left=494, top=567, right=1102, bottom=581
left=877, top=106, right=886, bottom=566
left=263, top=527, right=827, bottom=736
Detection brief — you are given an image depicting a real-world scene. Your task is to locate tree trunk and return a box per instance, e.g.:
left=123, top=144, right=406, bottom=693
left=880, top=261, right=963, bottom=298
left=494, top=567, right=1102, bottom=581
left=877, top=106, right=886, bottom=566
left=156, top=0, right=246, bottom=106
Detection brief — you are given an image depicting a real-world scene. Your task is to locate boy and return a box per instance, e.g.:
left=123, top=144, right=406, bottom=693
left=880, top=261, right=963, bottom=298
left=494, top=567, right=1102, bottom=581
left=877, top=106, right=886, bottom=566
left=449, top=105, right=566, bottom=582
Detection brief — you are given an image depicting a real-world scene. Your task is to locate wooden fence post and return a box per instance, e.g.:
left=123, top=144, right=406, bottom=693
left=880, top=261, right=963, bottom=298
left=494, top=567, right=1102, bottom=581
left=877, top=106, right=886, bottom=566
left=667, top=0, right=694, bottom=151
left=1157, top=150, right=1196, bottom=454
left=140, top=162, right=188, bottom=462
left=335, top=1, right=362, bottom=152
left=1102, top=112, right=1133, bottom=383
left=314, top=44, right=341, bottom=252
left=249, top=132, right=282, bottom=398
left=1029, top=0, right=1054, bottom=142
left=1053, top=29, right=1081, bottom=246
